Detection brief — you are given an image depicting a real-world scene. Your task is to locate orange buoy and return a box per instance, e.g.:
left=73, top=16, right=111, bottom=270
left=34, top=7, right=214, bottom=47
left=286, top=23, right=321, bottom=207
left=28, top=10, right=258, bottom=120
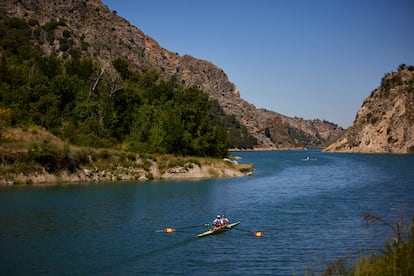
left=253, top=231, right=263, bottom=237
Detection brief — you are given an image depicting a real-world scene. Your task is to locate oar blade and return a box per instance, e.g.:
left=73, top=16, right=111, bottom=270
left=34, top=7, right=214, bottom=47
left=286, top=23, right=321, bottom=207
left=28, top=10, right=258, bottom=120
left=155, top=227, right=176, bottom=233
left=253, top=231, right=263, bottom=237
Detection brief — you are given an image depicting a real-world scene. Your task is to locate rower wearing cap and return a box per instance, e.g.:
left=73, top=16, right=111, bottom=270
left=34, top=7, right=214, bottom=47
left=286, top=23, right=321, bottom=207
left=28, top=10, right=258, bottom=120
left=212, top=215, right=222, bottom=230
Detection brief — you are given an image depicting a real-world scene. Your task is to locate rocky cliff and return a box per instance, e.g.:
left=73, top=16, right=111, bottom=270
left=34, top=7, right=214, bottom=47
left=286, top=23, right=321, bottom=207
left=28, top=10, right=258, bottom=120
left=2, top=0, right=343, bottom=148
left=325, top=65, right=414, bottom=153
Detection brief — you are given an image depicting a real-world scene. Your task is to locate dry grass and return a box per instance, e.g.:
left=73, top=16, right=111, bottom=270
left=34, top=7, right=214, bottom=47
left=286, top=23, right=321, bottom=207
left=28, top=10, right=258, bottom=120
left=1, top=126, right=62, bottom=145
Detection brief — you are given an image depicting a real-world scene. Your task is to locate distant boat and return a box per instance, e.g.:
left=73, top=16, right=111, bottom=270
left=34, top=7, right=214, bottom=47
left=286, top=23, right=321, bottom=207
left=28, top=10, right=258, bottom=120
left=302, top=156, right=317, bottom=161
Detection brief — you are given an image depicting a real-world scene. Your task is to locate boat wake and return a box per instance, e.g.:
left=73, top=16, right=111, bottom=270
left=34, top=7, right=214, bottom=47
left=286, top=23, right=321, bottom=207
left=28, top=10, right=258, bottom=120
left=90, top=236, right=196, bottom=275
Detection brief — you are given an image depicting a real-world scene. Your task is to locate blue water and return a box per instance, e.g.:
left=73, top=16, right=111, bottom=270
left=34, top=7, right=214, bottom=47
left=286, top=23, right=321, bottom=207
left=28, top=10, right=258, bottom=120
left=1, top=150, right=413, bottom=275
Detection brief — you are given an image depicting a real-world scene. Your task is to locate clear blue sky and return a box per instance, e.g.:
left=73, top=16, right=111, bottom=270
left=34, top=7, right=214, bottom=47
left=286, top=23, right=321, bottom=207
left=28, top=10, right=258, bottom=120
left=102, top=0, right=414, bottom=128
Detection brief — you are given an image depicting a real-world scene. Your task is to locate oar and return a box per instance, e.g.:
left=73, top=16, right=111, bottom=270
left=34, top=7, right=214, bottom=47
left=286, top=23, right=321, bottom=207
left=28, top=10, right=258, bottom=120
left=233, top=227, right=265, bottom=237
left=156, top=223, right=210, bottom=233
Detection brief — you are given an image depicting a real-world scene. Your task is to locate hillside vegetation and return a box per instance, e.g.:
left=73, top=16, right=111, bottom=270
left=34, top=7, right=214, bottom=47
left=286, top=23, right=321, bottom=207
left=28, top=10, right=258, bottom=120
left=0, top=16, right=256, bottom=157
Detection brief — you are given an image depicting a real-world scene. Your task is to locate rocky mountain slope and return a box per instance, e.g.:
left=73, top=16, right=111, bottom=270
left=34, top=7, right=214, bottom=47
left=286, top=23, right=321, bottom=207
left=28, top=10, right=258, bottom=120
left=325, top=65, right=414, bottom=153
left=2, top=0, right=343, bottom=148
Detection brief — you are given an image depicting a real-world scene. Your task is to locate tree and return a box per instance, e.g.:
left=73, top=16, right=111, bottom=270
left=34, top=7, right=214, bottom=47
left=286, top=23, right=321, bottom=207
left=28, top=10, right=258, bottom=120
left=38, top=55, right=62, bottom=79
left=112, top=57, right=130, bottom=79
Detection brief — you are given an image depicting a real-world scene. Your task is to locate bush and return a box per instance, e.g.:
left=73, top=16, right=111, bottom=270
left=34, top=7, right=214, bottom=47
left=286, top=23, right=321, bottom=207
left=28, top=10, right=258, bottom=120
left=28, top=140, right=58, bottom=172
left=321, top=213, right=414, bottom=276
left=127, top=153, right=136, bottom=161
left=349, top=221, right=414, bottom=275
left=141, top=158, right=152, bottom=171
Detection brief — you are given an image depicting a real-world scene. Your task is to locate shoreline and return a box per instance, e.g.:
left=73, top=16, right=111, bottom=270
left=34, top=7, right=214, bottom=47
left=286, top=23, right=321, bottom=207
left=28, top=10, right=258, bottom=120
left=0, top=160, right=254, bottom=187
left=0, top=126, right=254, bottom=186
left=230, top=146, right=321, bottom=152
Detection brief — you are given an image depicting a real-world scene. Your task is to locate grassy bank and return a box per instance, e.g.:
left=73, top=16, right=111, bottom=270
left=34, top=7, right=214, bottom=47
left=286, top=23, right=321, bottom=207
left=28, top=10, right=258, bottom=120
left=0, top=126, right=253, bottom=185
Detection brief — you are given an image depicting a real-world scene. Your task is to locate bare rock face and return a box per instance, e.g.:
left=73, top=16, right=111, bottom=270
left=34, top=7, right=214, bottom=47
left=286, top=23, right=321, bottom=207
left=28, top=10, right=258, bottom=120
left=2, top=0, right=344, bottom=148
left=325, top=66, right=414, bottom=153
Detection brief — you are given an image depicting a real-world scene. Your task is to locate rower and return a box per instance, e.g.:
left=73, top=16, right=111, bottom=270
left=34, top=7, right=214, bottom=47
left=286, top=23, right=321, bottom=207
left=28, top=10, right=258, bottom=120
left=221, top=214, right=229, bottom=226
left=212, top=215, right=222, bottom=230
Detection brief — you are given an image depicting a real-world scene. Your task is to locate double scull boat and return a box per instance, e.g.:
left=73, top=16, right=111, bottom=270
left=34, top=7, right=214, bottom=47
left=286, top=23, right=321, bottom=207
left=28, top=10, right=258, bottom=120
left=196, top=221, right=240, bottom=238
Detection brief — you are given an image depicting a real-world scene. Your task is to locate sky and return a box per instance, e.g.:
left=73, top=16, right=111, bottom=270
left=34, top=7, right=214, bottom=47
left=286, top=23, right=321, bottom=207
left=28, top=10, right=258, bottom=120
left=102, top=0, right=414, bottom=128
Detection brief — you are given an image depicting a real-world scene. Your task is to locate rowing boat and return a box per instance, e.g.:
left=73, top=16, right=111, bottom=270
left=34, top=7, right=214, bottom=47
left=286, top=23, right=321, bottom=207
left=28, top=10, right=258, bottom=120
left=196, top=221, right=240, bottom=238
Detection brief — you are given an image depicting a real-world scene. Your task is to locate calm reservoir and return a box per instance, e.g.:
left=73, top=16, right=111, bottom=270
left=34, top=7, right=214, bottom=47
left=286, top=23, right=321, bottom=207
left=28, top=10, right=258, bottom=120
left=1, top=150, right=413, bottom=275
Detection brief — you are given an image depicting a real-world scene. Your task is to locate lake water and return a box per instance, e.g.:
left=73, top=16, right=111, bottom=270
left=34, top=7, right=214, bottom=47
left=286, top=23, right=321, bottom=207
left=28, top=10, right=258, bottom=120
left=1, top=150, right=413, bottom=275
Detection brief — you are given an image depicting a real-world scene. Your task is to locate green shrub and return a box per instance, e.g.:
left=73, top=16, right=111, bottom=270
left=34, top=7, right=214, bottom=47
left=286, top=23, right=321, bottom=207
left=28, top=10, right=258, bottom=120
left=321, top=213, right=414, bottom=276
left=141, top=158, right=152, bottom=171
left=127, top=153, right=136, bottom=161
left=349, top=229, right=414, bottom=275
left=98, top=149, right=110, bottom=160
left=167, top=158, right=185, bottom=168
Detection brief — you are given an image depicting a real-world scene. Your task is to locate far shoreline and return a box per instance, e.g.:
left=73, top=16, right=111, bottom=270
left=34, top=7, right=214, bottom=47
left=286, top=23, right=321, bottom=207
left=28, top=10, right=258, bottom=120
left=230, top=146, right=321, bottom=152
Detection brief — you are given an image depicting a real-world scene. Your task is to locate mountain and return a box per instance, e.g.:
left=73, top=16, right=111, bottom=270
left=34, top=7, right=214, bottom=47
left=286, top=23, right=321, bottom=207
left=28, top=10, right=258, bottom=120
left=325, top=65, right=414, bottom=153
left=2, top=0, right=343, bottom=149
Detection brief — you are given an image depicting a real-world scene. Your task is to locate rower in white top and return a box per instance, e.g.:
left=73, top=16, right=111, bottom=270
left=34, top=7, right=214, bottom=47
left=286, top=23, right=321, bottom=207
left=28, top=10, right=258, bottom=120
left=221, top=214, right=229, bottom=227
